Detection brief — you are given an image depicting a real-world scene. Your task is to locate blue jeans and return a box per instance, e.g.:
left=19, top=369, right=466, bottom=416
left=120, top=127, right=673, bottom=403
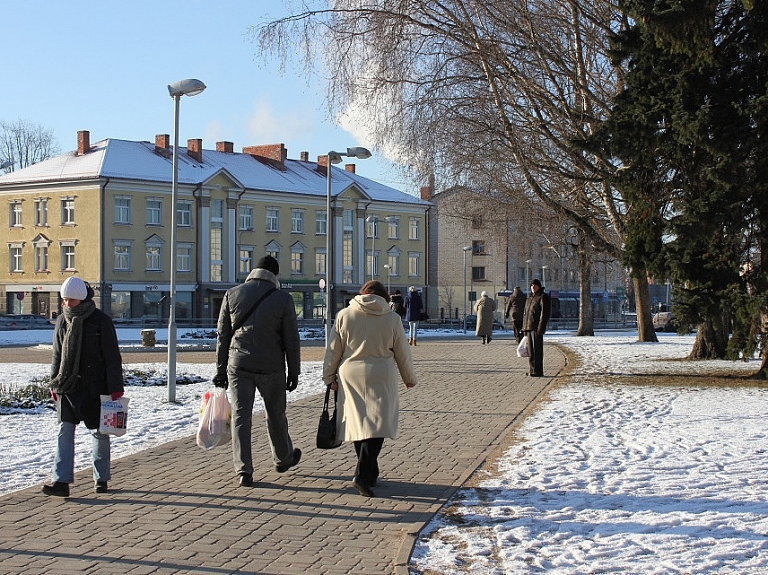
left=53, top=421, right=111, bottom=484
left=408, top=321, right=419, bottom=341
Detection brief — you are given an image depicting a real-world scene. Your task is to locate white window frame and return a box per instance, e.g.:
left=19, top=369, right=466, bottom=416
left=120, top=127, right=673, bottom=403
left=315, top=210, right=327, bottom=235
left=114, top=196, right=131, bottom=224
left=177, top=243, right=193, bottom=272
left=61, top=198, right=75, bottom=225
left=177, top=201, right=192, bottom=227
left=60, top=240, right=76, bottom=270
left=290, top=242, right=305, bottom=275
left=266, top=207, right=279, bottom=232
left=408, top=252, right=420, bottom=277
left=114, top=241, right=132, bottom=271
left=9, top=200, right=22, bottom=227
left=409, top=217, right=420, bottom=240
left=239, top=205, right=254, bottom=231
left=9, top=242, right=23, bottom=272
left=34, top=198, right=48, bottom=227
left=146, top=198, right=162, bottom=226
left=291, top=209, right=304, bottom=234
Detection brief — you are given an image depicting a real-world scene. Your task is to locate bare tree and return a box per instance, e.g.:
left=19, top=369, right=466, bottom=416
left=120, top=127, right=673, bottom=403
left=0, top=119, right=60, bottom=171
left=252, top=0, right=656, bottom=340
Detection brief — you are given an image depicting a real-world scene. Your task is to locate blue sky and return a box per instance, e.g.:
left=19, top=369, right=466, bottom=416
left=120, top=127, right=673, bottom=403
left=0, top=1, right=415, bottom=192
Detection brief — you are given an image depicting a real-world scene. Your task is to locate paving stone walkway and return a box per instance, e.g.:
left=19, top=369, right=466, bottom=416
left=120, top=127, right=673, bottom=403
left=0, top=336, right=565, bottom=575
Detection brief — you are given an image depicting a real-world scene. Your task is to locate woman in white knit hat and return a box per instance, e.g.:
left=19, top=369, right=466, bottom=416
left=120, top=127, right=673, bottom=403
left=42, top=277, right=125, bottom=498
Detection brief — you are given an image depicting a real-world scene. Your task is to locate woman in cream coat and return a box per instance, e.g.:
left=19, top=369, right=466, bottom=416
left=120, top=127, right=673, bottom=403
left=323, top=280, right=418, bottom=497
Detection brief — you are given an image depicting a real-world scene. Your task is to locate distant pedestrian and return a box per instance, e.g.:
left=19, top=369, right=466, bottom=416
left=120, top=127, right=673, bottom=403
left=475, top=291, right=497, bottom=344
left=323, top=280, right=417, bottom=497
left=389, top=289, right=405, bottom=319
left=214, top=256, right=302, bottom=487
left=404, top=286, right=423, bottom=346
left=504, top=286, right=527, bottom=343
left=522, top=279, right=551, bottom=377
left=43, top=277, right=125, bottom=497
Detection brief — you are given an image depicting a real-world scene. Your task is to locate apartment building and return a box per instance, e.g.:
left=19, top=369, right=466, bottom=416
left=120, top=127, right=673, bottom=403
left=0, top=131, right=431, bottom=324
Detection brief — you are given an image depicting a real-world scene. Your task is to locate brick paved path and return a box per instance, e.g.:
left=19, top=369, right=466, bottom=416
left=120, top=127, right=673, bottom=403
left=0, top=336, right=564, bottom=575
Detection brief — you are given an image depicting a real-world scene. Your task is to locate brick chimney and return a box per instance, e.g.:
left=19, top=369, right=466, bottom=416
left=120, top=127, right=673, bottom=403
left=77, top=130, right=90, bottom=155
left=243, top=143, right=287, bottom=171
left=187, top=139, right=203, bottom=163
left=216, top=141, right=234, bottom=153
left=420, top=173, right=435, bottom=201
left=155, top=134, right=171, bottom=157
left=300, top=151, right=309, bottom=162
left=317, top=154, right=330, bottom=176
left=345, top=164, right=356, bottom=174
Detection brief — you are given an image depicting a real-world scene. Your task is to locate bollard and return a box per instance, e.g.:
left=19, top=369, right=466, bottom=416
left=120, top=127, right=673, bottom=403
left=140, top=329, right=156, bottom=347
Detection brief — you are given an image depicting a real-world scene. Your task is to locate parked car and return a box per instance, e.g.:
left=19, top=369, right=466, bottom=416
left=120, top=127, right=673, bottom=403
left=0, top=314, right=55, bottom=330
left=652, top=311, right=677, bottom=332
left=464, top=315, right=505, bottom=331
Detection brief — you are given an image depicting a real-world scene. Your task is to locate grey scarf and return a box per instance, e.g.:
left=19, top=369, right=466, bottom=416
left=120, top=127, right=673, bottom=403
left=51, top=300, right=96, bottom=395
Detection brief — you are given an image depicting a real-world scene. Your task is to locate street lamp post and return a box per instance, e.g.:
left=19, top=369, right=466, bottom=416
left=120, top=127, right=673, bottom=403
left=526, top=259, right=533, bottom=288
left=325, top=147, right=372, bottom=348
left=542, top=265, right=549, bottom=287
left=462, top=245, right=472, bottom=333
left=166, top=78, right=206, bottom=403
left=384, top=264, right=392, bottom=294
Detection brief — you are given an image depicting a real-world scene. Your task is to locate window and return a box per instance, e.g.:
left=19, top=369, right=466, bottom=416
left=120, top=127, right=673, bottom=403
left=291, top=209, right=304, bottom=233
left=387, top=251, right=401, bottom=276
left=239, top=205, right=254, bottom=230
left=114, top=242, right=131, bottom=271
left=115, top=197, right=131, bottom=224
left=9, top=243, right=23, bottom=272
left=472, top=266, right=486, bottom=281
left=342, top=210, right=354, bottom=284
left=239, top=247, right=254, bottom=275
left=9, top=201, right=22, bottom=227
left=177, top=244, right=193, bottom=272
left=266, top=207, right=279, bottom=232
left=366, top=217, right=378, bottom=239
left=146, top=246, right=161, bottom=271
left=61, top=198, right=75, bottom=225
left=472, top=240, right=486, bottom=254
left=471, top=215, right=482, bottom=229
left=35, top=245, right=48, bottom=272
left=409, top=217, right=420, bottom=240
left=265, top=240, right=281, bottom=264
left=177, top=201, right=192, bottom=227
left=291, top=243, right=305, bottom=275
left=408, top=252, right=420, bottom=277
left=316, top=210, right=327, bottom=235
left=210, top=199, right=224, bottom=281
left=315, top=249, right=326, bottom=275
left=60, top=242, right=76, bottom=270
left=34, top=199, right=48, bottom=227
left=387, top=217, right=399, bottom=239
left=146, top=198, right=162, bottom=226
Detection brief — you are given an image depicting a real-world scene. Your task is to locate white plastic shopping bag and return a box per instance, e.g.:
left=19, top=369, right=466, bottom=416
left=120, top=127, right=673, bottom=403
left=196, top=388, right=232, bottom=450
left=516, top=337, right=530, bottom=358
left=99, top=395, right=129, bottom=436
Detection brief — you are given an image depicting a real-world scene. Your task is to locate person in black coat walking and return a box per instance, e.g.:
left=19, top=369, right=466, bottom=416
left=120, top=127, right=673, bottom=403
left=43, top=277, right=125, bottom=497
left=504, top=286, right=527, bottom=343
left=522, top=279, right=551, bottom=377
left=404, top=286, right=423, bottom=345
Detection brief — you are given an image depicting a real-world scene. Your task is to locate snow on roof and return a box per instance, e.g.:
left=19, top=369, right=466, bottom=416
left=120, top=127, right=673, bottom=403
left=0, top=138, right=430, bottom=206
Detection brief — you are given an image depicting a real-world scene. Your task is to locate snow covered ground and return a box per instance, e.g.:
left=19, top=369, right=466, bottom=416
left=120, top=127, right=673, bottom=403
left=2, top=327, right=768, bottom=573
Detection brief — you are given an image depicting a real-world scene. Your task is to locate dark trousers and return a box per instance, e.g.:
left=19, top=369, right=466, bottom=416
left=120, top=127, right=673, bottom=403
left=353, top=438, right=384, bottom=486
left=526, top=331, right=544, bottom=376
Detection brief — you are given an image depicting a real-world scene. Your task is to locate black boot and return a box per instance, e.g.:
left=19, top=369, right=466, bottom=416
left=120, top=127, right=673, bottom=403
left=42, top=481, right=70, bottom=497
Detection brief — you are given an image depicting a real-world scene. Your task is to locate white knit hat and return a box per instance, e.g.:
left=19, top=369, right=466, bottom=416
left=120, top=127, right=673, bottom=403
left=60, top=277, right=88, bottom=300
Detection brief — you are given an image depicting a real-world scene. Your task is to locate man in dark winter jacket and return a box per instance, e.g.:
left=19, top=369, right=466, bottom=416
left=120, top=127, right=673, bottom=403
left=504, top=286, right=527, bottom=343
left=215, top=256, right=302, bottom=487
left=43, top=276, right=125, bottom=497
left=522, top=279, right=551, bottom=377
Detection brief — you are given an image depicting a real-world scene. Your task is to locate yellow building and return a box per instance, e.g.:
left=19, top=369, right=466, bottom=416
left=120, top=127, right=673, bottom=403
left=0, top=131, right=431, bottom=324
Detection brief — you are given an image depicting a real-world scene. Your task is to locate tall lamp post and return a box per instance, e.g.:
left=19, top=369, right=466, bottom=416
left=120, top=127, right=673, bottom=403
left=526, top=259, right=533, bottom=288
left=383, top=264, right=392, bottom=294
left=166, top=78, right=206, bottom=403
left=542, top=265, right=549, bottom=287
left=462, top=245, right=472, bottom=333
left=325, top=147, right=372, bottom=348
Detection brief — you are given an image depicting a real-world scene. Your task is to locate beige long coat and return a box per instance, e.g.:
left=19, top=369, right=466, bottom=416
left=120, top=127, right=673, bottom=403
left=323, top=294, right=418, bottom=442
left=475, top=295, right=497, bottom=337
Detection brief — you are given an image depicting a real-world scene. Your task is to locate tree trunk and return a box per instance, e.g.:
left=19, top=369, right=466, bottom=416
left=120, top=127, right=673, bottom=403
left=632, top=268, right=658, bottom=342
left=689, top=320, right=725, bottom=359
left=576, top=246, right=594, bottom=336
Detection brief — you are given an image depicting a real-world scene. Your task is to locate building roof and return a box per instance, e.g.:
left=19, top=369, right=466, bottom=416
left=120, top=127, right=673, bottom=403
left=0, top=137, right=430, bottom=207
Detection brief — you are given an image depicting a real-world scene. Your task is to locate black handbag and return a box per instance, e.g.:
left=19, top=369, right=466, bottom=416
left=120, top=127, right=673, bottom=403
left=316, top=385, right=342, bottom=449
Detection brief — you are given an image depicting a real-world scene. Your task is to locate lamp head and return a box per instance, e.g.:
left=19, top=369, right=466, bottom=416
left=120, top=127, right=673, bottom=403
left=168, top=79, right=207, bottom=98
left=327, top=151, right=343, bottom=165
left=346, top=146, right=372, bottom=159
left=366, top=215, right=378, bottom=223
left=462, top=246, right=472, bottom=252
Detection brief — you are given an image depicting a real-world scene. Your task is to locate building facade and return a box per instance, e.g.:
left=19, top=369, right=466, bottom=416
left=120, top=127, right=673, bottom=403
left=0, top=131, right=431, bottom=324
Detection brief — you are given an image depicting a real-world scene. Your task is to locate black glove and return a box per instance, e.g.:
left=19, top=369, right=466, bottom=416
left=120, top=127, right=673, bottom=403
left=212, top=374, right=228, bottom=389
left=286, top=374, right=299, bottom=392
